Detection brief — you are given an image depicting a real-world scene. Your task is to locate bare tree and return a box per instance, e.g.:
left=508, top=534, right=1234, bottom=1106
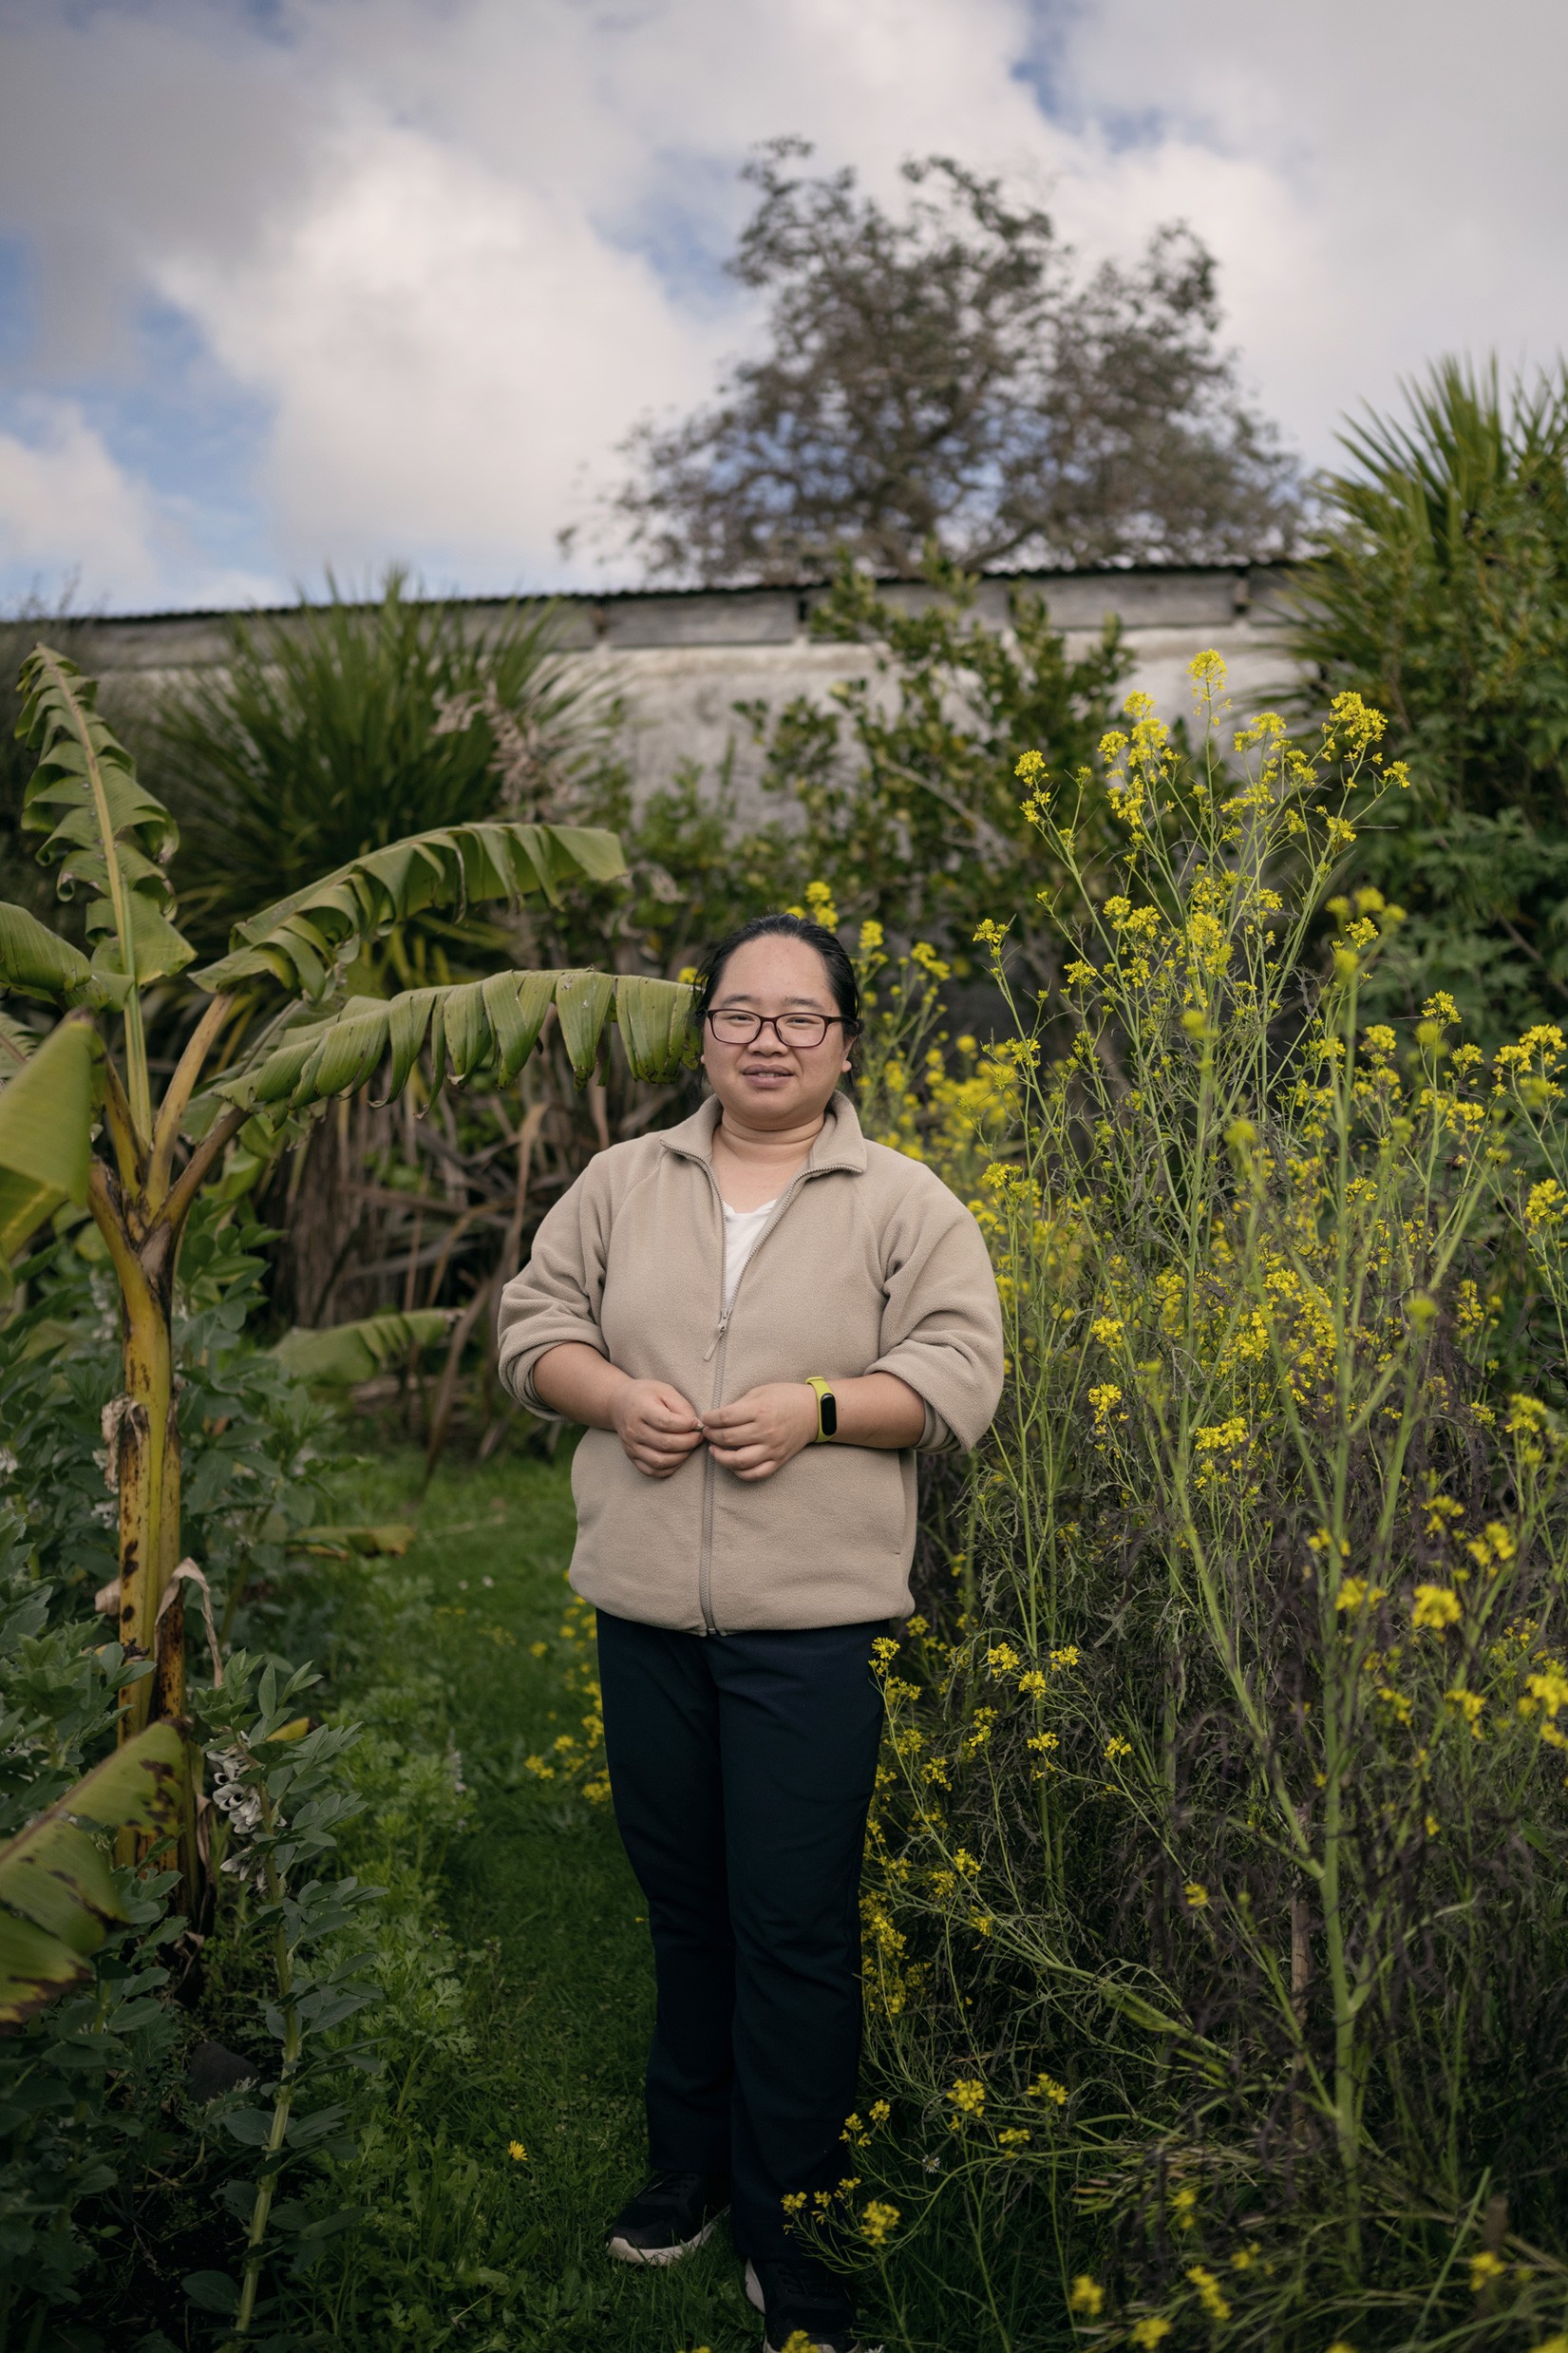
left=611, top=140, right=1299, bottom=583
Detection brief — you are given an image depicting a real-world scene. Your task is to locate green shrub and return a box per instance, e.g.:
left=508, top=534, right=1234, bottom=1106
left=1286, top=359, right=1568, bottom=1043
left=848, top=659, right=1568, bottom=2348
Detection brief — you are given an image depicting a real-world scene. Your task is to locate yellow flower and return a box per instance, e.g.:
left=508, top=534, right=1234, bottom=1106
left=1104, top=1736, right=1132, bottom=1762
left=1336, top=1578, right=1387, bottom=1614
left=803, top=879, right=839, bottom=929
left=1468, top=2249, right=1507, bottom=2292
left=947, top=2077, right=987, bottom=2118
left=1027, top=2071, right=1067, bottom=2105
left=1412, top=1584, right=1463, bottom=1632
left=973, top=917, right=1010, bottom=955
left=1089, top=1317, right=1124, bottom=1345
left=997, top=2126, right=1031, bottom=2149
left=1088, top=1382, right=1123, bottom=1427
left=1184, top=1881, right=1210, bottom=1909
left=1018, top=1669, right=1049, bottom=1698
left=1445, top=1687, right=1485, bottom=1736
left=507, top=2139, right=527, bottom=2162
left=1131, top=2321, right=1173, bottom=2348
left=1187, top=2264, right=1232, bottom=2322
left=1068, top=2275, right=1105, bottom=2315
left=860, top=2199, right=900, bottom=2249
left=987, top=1642, right=1022, bottom=1675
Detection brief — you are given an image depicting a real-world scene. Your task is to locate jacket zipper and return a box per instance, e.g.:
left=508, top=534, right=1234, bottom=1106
left=694, top=1159, right=815, bottom=1637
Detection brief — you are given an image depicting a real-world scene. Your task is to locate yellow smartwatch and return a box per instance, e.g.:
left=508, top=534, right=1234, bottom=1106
left=804, top=1376, right=838, bottom=1443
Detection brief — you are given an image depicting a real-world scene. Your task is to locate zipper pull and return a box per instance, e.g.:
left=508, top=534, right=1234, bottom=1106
left=703, top=1310, right=730, bottom=1364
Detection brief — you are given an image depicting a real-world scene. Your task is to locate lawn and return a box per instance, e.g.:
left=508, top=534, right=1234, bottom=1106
left=310, top=1442, right=767, bottom=2353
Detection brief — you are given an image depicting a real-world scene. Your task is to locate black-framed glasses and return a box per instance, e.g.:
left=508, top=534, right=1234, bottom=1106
left=705, top=1009, right=856, bottom=1048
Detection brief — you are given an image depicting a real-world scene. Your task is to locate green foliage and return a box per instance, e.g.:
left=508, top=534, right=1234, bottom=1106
left=1287, top=359, right=1568, bottom=1039
left=0, top=1015, right=101, bottom=1277
left=183, top=1652, right=382, bottom=2337
left=273, top=1309, right=456, bottom=1386
left=158, top=571, right=607, bottom=957
left=16, top=643, right=195, bottom=995
left=196, top=816, right=628, bottom=998
left=739, top=556, right=1127, bottom=975
left=844, top=669, right=1568, bottom=2346
left=0, top=1721, right=184, bottom=2025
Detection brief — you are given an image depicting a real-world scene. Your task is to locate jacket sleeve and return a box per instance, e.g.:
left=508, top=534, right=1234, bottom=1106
left=867, top=1172, right=1005, bottom=1453
left=495, top=1161, right=614, bottom=1418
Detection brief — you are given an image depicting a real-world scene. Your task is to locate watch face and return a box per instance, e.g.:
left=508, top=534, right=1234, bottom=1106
left=819, top=1390, right=838, bottom=1438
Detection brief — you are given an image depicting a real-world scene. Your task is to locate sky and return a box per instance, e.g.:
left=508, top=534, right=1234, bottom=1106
left=0, top=0, right=1564, bottom=614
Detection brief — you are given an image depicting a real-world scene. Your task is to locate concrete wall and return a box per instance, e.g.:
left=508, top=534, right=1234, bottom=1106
left=86, top=563, right=1305, bottom=813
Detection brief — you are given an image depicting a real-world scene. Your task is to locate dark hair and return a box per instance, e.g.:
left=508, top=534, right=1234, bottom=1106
left=694, top=912, right=860, bottom=1034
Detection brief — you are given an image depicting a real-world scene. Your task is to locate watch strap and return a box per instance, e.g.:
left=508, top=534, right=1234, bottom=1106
left=804, top=1376, right=837, bottom=1443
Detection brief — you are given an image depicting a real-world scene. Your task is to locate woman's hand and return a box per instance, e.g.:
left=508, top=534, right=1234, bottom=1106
left=702, top=1383, right=819, bottom=1482
left=612, top=1377, right=706, bottom=1480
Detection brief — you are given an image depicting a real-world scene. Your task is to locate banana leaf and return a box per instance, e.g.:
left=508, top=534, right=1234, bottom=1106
left=0, top=901, right=97, bottom=1006
left=272, top=1310, right=456, bottom=1384
left=0, top=1723, right=185, bottom=2029
left=194, top=820, right=629, bottom=997
left=14, top=648, right=193, bottom=987
left=205, top=969, right=696, bottom=1119
left=0, top=1016, right=102, bottom=1281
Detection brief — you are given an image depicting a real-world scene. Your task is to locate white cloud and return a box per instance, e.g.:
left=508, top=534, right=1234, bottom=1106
left=0, top=0, right=1565, bottom=606
left=0, top=401, right=166, bottom=604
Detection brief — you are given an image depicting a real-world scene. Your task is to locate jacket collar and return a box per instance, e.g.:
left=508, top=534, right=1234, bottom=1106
left=659, top=1090, right=868, bottom=1176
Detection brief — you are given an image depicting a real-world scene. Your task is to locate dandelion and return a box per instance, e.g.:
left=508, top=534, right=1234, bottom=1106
left=507, top=2139, right=527, bottom=2162
left=860, top=2199, right=900, bottom=2248
left=1412, top=1584, right=1463, bottom=1631
left=1068, top=2275, right=1105, bottom=2315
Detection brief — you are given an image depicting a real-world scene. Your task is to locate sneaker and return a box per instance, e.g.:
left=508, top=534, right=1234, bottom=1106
left=745, top=2254, right=883, bottom=2353
left=607, top=2169, right=729, bottom=2265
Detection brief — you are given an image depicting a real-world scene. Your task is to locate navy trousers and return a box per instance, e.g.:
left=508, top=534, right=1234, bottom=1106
left=595, top=1610, right=885, bottom=2263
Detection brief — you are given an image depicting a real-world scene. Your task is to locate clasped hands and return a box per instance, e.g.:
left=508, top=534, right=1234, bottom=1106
left=614, top=1376, right=817, bottom=1483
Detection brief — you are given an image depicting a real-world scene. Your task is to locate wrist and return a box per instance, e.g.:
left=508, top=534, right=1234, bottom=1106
left=803, top=1376, right=838, bottom=1443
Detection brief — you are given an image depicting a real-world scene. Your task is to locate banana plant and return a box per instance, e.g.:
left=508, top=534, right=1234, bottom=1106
left=0, top=647, right=696, bottom=1754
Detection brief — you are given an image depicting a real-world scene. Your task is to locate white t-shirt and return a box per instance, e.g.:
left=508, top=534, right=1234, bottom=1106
left=721, top=1197, right=778, bottom=1316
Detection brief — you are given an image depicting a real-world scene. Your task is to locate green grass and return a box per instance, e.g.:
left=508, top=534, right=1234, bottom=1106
left=306, top=1443, right=767, bottom=2353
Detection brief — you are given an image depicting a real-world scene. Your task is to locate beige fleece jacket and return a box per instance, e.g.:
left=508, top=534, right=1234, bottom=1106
left=495, top=1092, right=1004, bottom=1633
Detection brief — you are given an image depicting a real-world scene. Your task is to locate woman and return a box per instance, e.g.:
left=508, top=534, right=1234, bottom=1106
left=497, top=914, right=1003, bottom=2353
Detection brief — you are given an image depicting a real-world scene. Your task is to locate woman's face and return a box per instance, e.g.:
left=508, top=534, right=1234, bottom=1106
left=700, top=935, right=853, bottom=1130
